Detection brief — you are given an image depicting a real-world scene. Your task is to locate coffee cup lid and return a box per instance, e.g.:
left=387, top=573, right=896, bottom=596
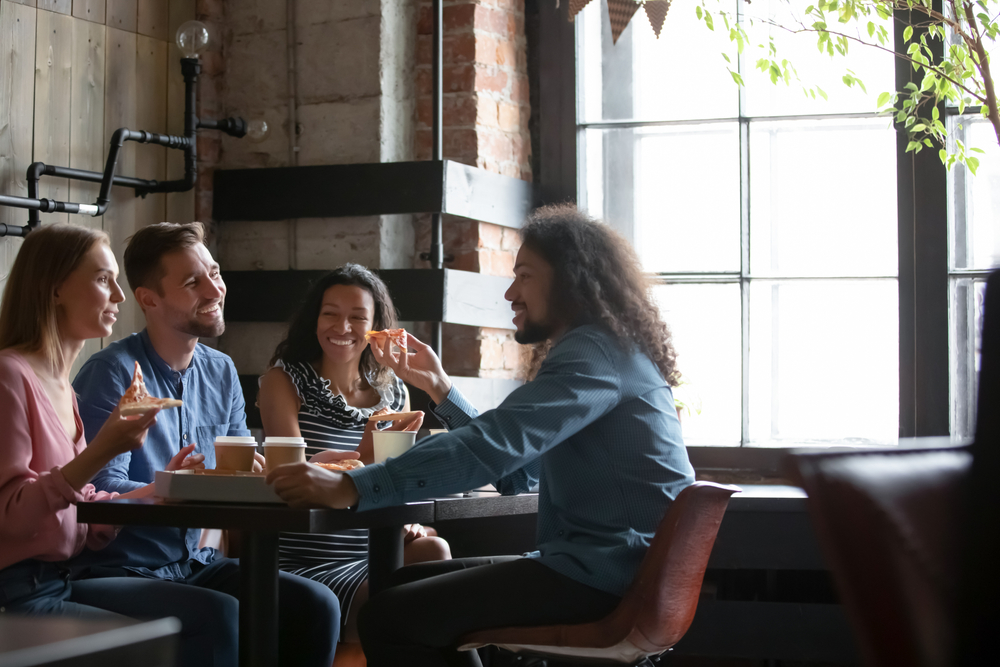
left=264, top=437, right=307, bottom=446
left=214, top=436, right=257, bottom=446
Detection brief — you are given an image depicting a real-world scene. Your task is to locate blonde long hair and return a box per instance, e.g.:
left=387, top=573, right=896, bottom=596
left=0, top=224, right=110, bottom=370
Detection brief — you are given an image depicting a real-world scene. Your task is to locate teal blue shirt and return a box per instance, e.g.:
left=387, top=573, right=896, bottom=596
left=347, top=325, right=695, bottom=596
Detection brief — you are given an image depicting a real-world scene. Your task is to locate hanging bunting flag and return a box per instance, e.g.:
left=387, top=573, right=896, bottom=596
left=568, top=0, right=595, bottom=22
left=644, top=0, right=672, bottom=38
left=566, top=2, right=672, bottom=43
left=607, top=0, right=641, bottom=43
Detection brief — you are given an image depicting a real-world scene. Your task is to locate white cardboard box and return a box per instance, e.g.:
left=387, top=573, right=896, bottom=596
left=155, top=470, right=285, bottom=504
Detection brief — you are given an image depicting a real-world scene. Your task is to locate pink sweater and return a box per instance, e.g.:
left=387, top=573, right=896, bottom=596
left=0, top=350, right=117, bottom=572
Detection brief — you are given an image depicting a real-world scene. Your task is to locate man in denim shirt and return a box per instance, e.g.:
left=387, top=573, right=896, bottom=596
left=70, top=222, right=339, bottom=667
left=267, top=206, right=696, bottom=667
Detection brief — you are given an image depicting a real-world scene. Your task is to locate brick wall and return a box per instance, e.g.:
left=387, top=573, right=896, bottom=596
left=414, top=0, right=531, bottom=379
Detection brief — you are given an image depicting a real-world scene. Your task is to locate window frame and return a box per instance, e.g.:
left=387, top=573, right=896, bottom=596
left=536, top=0, right=970, bottom=448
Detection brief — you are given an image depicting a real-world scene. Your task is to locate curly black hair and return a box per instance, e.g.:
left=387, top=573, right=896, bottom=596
left=269, top=264, right=399, bottom=388
left=520, top=204, right=681, bottom=386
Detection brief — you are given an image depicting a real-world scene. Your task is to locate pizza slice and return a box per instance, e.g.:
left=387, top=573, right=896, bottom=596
left=118, top=361, right=184, bottom=416
left=313, top=460, right=365, bottom=472
left=364, top=328, right=408, bottom=351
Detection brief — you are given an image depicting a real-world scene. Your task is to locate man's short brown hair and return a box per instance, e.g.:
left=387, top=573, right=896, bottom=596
left=124, top=222, right=207, bottom=294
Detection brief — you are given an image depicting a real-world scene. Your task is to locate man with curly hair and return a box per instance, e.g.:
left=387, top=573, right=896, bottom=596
left=266, top=204, right=696, bottom=667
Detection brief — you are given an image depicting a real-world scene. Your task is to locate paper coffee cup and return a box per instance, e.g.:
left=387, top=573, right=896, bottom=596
left=372, top=430, right=417, bottom=464
left=263, top=437, right=307, bottom=470
left=214, top=436, right=258, bottom=471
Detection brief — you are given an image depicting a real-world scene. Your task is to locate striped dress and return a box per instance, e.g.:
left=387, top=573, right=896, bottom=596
left=272, top=360, right=406, bottom=623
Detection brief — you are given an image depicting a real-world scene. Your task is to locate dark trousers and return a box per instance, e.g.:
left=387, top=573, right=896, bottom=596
left=357, top=556, right=621, bottom=667
left=73, top=557, right=340, bottom=667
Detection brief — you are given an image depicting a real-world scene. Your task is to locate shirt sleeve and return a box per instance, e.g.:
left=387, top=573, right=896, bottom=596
left=226, top=360, right=251, bottom=436
left=347, top=332, right=621, bottom=510
left=0, top=367, right=89, bottom=541
left=73, top=358, right=144, bottom=494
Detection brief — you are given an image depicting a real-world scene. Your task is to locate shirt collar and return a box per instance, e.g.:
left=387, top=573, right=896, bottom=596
left=138, top=328, right=195, bottom=379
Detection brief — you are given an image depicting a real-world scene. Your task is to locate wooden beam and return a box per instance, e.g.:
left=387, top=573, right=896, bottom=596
left=213, top=160, right=534, bottom=228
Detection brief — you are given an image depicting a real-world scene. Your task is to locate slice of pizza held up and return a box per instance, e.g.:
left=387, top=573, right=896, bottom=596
left=118, top=361, right=183, bottom=416
left=313, top=460, right=364, bottom=472
left=364, top=328, right=408, bottom=350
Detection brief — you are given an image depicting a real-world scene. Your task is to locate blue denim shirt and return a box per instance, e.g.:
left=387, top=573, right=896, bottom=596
left=347, top=325, right=696, bottom=597
left=68, top=330, right=250, bottom=579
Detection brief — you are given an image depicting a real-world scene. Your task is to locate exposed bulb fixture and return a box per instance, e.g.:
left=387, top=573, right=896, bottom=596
left=176, top=20, right=210, bottom=58
left=245, top=119, right=269, bottom=143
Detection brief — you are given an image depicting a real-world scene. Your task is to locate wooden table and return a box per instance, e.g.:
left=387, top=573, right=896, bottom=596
left=0, top=615, right=180, bottom=667
left=76, top=498, right=434, bottom=667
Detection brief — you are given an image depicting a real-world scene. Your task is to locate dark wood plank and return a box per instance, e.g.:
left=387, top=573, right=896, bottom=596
left=212, top=160, right=533, bottom=228
left=76, top=498, right=434, bottom=533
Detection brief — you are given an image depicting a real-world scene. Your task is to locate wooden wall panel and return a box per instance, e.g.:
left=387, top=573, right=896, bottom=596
left=72, top=0, right=105, bottom=24
left=0, top=0, right=35, bottom=295
left=137, top=0, right=166, bottom=41
left=38, top=1, right=70, bottom=15
left=103, top=26, right=137, bottom=342
left=165, top=0, right=194, bottom=223
left=105, top=0, right=135, bottom=32
left=135, top=34, right=167, bottom=224
left=34, top=8, right=73, bottom=223
left=69, top=15, right=104, bottom=222
left=0, top=1, right=37, bottom=229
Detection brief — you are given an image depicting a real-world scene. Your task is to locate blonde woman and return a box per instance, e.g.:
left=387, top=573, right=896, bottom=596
left=0, top=224, right=237, bottom=667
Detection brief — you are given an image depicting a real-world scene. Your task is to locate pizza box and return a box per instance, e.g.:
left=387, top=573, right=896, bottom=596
left=155, top=469, right=285, bottom=504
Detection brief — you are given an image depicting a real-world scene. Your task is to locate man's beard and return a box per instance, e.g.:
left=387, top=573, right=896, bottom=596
left=173, top=301, right=226, bottom=338
left=514, top=318, right=554, bottom=345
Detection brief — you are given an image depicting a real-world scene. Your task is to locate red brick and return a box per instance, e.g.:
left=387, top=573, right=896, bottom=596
left=475, top=67, right=509, bottom=94
left=476, top=96, right=499, bottom=128
left=476, top=5, right=510, bottom=35
left=442, top=336, right=482, bottom=375
left=498, top=102, right=519, bottom=131
left=496, top=38, right=517, bottom=67
left=417, top=3, right=433, bottom=34
left=510, top=73, right=529, bottom=104
left=474, top=33, right=499, bottom=66
left=480, top=130, right=512, bottom=162
left=444, top=129, right=478, bottom=158
left=415, top=130, right=432, bottom=160
left=416, top=67, right=432, bottom=97
left=200, top=51, right=225, bottom=77
left=444, top=94, right=479, bottom=127
left=448, top=250, right=480, bottom=273
left=417, top=35, right=431, bottom=63
left=198, top=135, right=221, bottom=163
left=445, top=33, right=477, bottom=64
left=444, top=3, right=477, bottom=32
left=478, top=221, right=503, bottom=250
left=501, top=227, right=521, bottom=252
left=499, top=162, right=520, bottom=178
left=196, top=0, right=224, bottom=20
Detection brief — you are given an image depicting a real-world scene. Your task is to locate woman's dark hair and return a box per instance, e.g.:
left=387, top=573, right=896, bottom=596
left=270, top=264, right=399, bottom=388
left=520, top=204, right=681, bottom=386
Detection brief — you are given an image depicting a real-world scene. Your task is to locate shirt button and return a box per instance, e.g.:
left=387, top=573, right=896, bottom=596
left=183, top=434, right=188, bottom=440
left=418, top=481, right=425, bottom=487
left=373, top=485, right=380, bottom=493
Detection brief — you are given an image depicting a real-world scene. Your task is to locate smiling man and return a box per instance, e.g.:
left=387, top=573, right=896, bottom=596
left=70, top=222, right=340, bottom=667
left=266, top=205, right=696, bottom=667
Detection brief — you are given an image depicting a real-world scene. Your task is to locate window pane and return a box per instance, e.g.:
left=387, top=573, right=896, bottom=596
left=950, top=277, right=988, bottom=438
left=653, top=283, right=742, bottom=446
left=742, top=0, right=894, bottom=117
left=576, top=0, right=739, bottom=123
left=581, top=124, right=742, bottom=273
left=748, top=280, right=898, bottom=444
left=948, top=117, right=1000, bottom=270
left=749, top=117, right=897, bottom=277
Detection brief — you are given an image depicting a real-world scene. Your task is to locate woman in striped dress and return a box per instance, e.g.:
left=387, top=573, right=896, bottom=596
left=257, top=264, right=451, bottom=648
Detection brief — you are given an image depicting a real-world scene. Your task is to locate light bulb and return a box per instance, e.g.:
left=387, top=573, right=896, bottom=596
left=176, top=20, right=210, bottom=58
left=246, top=119, right=269, bottom=143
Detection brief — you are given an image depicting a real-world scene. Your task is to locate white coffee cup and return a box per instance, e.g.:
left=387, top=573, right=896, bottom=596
left=263, top=436, right=307, bottom=470
left=214, top=436, right=258, bottom=471
left=372, top=430, right=417, bottom=464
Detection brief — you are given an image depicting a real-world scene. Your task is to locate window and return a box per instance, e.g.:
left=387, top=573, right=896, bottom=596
left=575, top=1, right=911, bottom=446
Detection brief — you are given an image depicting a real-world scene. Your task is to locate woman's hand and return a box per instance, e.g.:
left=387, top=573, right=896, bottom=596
left=89, top=406, right=159, bottom=459
left=266, top=463, right=359, bottom=509
left=370, top=333, right=452, bottom=404
left=403, top=523, right=428, bottom=545
left=309, top=449, right=363, bottom=464
left=165, top=443, right=206, bottom=472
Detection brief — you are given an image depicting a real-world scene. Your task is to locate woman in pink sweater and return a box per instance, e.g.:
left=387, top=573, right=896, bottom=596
left=0, top=223, right=159, bottom=614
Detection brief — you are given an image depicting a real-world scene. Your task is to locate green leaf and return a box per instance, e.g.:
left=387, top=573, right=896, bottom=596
left=968, top=156, right=980, bottom=176
left=730, top=70, right=745, bottom=87
left=904, top=25, right=913, bottom=42
left=705, top=12, right=714, bottom=31
left=877, top=91, right=891, bottom=107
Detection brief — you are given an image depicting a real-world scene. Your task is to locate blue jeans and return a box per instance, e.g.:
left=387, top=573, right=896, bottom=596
left=73, top=556, right=340, bottom=667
